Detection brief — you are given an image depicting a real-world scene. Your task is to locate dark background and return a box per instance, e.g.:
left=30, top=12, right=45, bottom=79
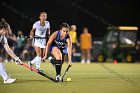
left=0, top=0, right=140, bottom=39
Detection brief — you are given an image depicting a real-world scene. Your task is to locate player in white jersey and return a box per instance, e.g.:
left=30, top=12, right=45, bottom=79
left=29, top=12, right=50, bottom=70
left=0, top=18, right=22, bottom=84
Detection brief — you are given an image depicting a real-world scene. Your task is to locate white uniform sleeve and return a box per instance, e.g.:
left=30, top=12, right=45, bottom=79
left=33, top=22, right=37, bottom=29
left=48, top=21, right=50, bottom=29
left=1, top=36, right=8, bottom=45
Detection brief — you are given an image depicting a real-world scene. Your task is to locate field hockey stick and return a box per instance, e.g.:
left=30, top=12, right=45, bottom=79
left=18, top=35, right=46, bottom=39
left=61, top=64, right=71, bottom=82
left=20, top=63, right=58, bottom=83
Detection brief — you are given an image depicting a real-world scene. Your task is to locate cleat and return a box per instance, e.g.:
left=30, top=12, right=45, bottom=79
left=56, top=75, right=61, bottom=81
left=87, top=59, right=91, bottom=64
left=4, top=78, right=16, bottom=84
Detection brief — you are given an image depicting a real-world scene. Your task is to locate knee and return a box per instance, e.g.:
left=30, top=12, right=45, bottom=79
left=36, top=52, right=41, bottom=57
left=55, top=55, right=62, bottom=60
left=0, top=57, right=3, bottom=62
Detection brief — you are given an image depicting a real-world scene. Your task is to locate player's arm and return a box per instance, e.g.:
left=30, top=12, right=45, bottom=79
left=3, top=43, right=22, bottom=64
left=42, top=31, right=57, bottom=60
left=89, top=34, right=92, bottom=49
left=76, top=38, right=79, bottom=46
left=79, top=35, right=82, bottom=46
left=7, top=24, right=17, bottom=41
left=30, top=22, right=36, bottom=38
left=47, top=28, right=50, bottom=37
left=30, top=27, right=36, bottom=38
left=66, top=36, right=73, bottom=66
left=46, top=28, right=50, bottom=40
left=46, top=22, right=51, bottom=39
left=7, top=24, right=12, bottom=33
left=3, top=24, right=19, bottom=60
left=75, top=33, right=79, bottom=46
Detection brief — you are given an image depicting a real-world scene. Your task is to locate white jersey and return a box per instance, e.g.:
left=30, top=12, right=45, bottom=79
left=32, top=21, right=50, bottom=48
left=0, top=35, right=8, bottom=45
left=33, top=21, right=50, bottom=37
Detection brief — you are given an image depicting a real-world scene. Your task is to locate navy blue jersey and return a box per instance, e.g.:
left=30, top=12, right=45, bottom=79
left=51, top=31, right=70, bottom=49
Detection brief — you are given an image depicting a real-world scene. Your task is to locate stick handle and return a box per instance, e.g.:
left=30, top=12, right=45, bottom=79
left=20, top=63, right=58, bottom=82
left=19, top=35, right=46, bottom=39
left=61, top=65, right=71, bottom=82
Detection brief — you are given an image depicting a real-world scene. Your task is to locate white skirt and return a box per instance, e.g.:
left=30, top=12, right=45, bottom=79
left=32, top=38, right=46, bottom=48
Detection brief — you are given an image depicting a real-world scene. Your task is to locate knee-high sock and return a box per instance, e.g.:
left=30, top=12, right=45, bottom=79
left=0, top=63, right=8, bottom=80
left=31, top=56, right=37, bottom=64
left=54, top=60, right=62, bottom=76
left=35, top=56, right=41, bottom=69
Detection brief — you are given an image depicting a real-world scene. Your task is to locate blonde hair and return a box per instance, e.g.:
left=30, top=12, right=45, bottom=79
left=40, top=12, right=47, bottom=16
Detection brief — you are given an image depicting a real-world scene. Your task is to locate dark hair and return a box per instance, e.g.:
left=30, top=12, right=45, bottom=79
left=60, top=22, right=70, bottom=29
left=0, top=18, right=8, bottom=30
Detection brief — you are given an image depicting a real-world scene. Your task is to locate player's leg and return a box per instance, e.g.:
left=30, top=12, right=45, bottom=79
left=41, top=48, right=46, bottom=62
left=86, top=49, right=91, bottom=64
left=0, top=57, right=16, bottom=83
left=30, top=39, right=40, bottom=68
left=62, top=47, right=67, bottom=64
left=72, top=43, right=76, bottom=53
left=0, top=57, right=8, bottom=81
left=81, top=49, right=86, bottom=64
left=62, top=54, right=66, bottom=64
left=34, top=47, right=41, bottom=70
left=30, top=46, right=37, bottom=65
left=51, top=47, right=62, bottom=81
left=30, top=46, right=41, bottom=69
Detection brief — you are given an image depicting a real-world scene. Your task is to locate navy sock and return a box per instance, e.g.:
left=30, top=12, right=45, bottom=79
left=54, top=60, right=62, bottom=76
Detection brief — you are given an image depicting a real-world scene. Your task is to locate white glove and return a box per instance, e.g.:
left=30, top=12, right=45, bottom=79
left=15, top=57, right=22, bottom=65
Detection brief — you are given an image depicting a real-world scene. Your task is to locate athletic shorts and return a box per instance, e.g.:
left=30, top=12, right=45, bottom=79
left=50, top=45, right=67, bottom=54
left=32, top=38, right=46, bottom=48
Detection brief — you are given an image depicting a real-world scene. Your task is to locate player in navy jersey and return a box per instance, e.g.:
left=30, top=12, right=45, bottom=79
left=29, top=12, right=50, bottom=70
left=42, top=23, right=72, bottom=81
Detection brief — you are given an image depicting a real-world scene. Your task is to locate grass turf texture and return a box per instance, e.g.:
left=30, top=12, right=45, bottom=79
left=0, top=62, right=140, bottom=93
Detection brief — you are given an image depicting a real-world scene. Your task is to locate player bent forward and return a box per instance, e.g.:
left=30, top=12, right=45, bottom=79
left=42, top=23, right=72, bottom=81
left=0, top=19, right=22, bottom=84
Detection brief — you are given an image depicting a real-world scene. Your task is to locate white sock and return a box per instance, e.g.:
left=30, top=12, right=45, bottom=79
left=81, top=59, right=85, bottom=63
left=87, top=59, right=90, bottom=63
left=35, top=56, right=41, bottom=69
left=31, top=56, right=37, bottom=64
left=0, top=63, right=8, bottom=81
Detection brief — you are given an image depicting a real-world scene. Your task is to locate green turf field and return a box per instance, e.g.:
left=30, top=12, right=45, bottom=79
left=0, top=62, right=140, bottom=93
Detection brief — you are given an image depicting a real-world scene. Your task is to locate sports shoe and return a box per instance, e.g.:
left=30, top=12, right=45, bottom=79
left=81, top=60, right=85, bottom=64
left=56, top=75, right=61, bottom=81
left=87, top=59, right=91, bottom=64
left=4, top=78, right=16, bottom=84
